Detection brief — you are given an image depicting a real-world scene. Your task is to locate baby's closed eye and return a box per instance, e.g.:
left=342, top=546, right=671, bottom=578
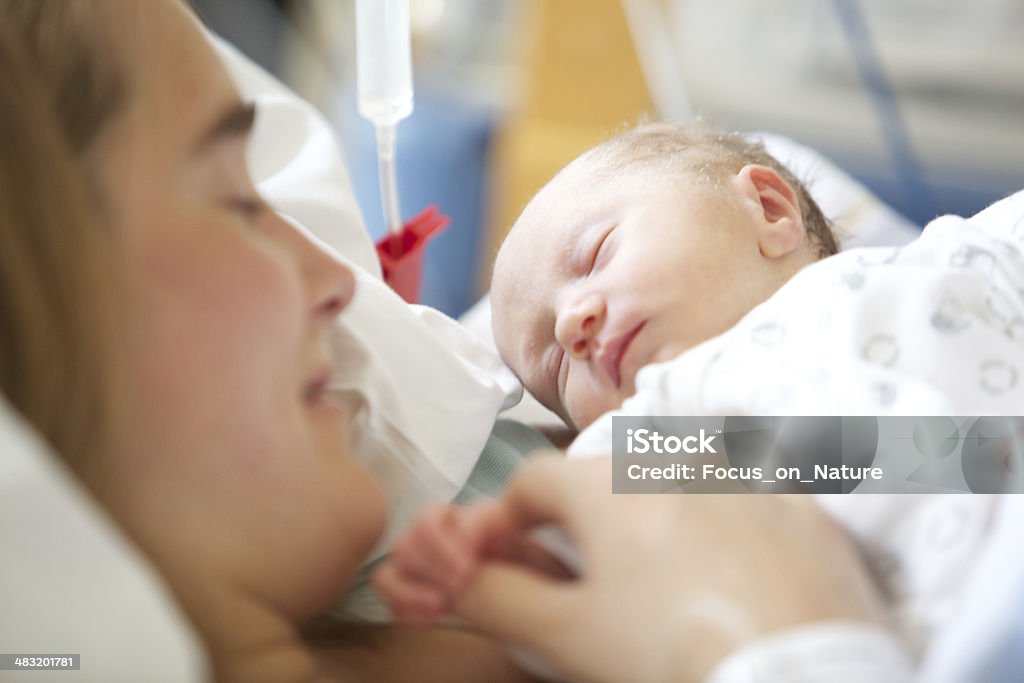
left=588, top=225, right=616, bottom=274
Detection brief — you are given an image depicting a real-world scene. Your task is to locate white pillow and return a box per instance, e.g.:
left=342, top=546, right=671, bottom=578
left=214, top=38, right=521, bottom=560
left=0, top=398, right=208, bottom=683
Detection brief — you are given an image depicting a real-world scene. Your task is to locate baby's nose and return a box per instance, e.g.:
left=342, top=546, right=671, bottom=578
left=555, top=295, right=605, bottom=359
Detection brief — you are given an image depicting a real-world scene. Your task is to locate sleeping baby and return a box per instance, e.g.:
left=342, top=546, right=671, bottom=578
left=487, top=122, right=839, bottom=429
left=375, top=123, right=1024, bottom=667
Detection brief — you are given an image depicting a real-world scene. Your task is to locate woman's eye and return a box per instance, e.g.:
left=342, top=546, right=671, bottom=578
left=589, top=228, right=615, bottom=272
left=229, top=195, right=267, bottom=222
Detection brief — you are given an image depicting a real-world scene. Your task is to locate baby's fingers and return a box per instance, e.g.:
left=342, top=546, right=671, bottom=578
left=392, top=505, right=474, bottom=592
left=371, top=562, right=446, bottom=626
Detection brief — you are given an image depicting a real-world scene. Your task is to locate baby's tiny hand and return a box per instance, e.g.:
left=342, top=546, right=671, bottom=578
left=373, top=501, right=574, bottom=626
left=372, top=504, right=480, bottom=626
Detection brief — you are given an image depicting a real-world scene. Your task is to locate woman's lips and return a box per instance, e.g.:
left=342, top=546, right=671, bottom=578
left=304, top=368, right=353, bottom=425
left=598, top=322, right=646, bottom=388
left=304, top=368, right=332, bottom=402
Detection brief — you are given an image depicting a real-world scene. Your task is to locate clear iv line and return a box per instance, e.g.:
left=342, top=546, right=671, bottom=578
left=376, top=124, right=402, bottom=235
left=355, top=0, right=413, bottom=237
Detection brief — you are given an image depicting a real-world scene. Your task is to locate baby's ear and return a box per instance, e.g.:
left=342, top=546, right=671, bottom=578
left=734, top=164, right=806, bottom=259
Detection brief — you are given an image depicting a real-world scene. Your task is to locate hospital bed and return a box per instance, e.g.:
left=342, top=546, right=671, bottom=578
left=2, top=35, right=1022, bottom=683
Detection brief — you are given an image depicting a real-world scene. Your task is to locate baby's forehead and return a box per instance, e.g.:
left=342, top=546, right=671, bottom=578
left=509, top=173, right=605, bottom=252
left=491, top=161, right=631, bottom=318
left=495, top=196, right=571, bottom=280
left=491, top=238, right=545, bottom=335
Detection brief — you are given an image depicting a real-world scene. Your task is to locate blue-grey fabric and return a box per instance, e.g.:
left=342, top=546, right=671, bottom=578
left=453, top=419, right=555, bottom=504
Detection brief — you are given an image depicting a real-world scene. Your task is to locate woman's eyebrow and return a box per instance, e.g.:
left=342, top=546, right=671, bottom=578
left=191, top=101, right=256, bottom=156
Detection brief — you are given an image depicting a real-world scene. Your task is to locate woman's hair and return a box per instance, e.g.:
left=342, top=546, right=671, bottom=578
left=0, top=11, right=118, bottom=469
left=581, top=122, right=840, bottom=259
left=0, top=0, right=128, bottom=155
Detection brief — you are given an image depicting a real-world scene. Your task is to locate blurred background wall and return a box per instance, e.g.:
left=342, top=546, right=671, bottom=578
left=193, top=0, right=1024, bottom=317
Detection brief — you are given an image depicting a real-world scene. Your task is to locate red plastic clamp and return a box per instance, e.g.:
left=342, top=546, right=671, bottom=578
left=374, top=205, right=450, bottom=304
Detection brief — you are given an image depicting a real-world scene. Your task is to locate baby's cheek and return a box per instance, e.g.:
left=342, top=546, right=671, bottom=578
left=564, top=385, right=595, bottom=430
left=566, top=381, right=623, bottom=430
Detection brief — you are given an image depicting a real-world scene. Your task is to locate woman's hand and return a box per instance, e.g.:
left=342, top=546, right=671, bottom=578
left=448, top=456, right=889, bottom=683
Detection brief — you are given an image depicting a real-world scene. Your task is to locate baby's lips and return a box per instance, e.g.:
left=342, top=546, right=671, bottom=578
left=596, top=320, right=646, bottom=388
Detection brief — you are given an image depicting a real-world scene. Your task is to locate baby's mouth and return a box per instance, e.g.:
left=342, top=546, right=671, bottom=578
left=598, top=322, right=646, bottom=388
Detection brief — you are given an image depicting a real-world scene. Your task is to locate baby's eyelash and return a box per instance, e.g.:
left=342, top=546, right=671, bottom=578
left=589, top=227, right=615, bottom=272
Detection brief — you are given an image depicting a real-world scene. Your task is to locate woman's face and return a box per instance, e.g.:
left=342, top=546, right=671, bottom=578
left=85, top=0, right=385, bottom=616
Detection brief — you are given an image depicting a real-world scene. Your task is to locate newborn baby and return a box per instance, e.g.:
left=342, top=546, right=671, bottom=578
left=489, top=122, right=838, bottom=430
left=376, top=124, right=1024, bottom=668
left=372, top=121, right=843, bottom=623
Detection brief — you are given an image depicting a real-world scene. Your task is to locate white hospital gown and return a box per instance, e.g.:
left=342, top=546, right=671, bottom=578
left=568, top=190, right=1024, bottom=680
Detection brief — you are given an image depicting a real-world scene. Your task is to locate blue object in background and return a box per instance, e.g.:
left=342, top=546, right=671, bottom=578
left=830, top=0, right=1016, bottom=226
left=838, top=161, right=1016, bottom=228
left=977, top=592, right=1024, bottom=682
left=337, top=83, right=495, bottom=318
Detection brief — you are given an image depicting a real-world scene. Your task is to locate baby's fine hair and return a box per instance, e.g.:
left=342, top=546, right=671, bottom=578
left=578, top=123, right=839, bottom=259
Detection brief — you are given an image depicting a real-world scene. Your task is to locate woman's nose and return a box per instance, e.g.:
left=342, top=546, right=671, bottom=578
left=555, top=294, right=605, bottom=359
left=309, top=250, right=356, bottom=321
left=279, top=215, right=356, bottom=320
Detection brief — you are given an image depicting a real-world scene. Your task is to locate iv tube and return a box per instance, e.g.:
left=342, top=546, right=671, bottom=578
left=355, top=0, right=413, bottom=235
left=375, top=124, right=402, bottom=237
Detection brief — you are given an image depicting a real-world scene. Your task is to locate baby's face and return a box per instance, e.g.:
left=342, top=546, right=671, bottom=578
left=492, top=161, right=789, bottom=429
